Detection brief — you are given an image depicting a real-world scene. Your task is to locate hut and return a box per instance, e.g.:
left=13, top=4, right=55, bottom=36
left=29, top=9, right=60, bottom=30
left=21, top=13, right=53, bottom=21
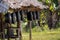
left=0, top=0, right=48, bottom=40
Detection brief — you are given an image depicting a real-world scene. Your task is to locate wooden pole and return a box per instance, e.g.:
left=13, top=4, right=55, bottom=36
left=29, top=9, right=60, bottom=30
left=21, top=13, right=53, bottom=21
left=0, top=13, right=5, bottom=40
left=17, top=11, right=22, bottom=40
left=7, top=13, right=12, bottom=40
left=7, top=23, right=10, bottom=40
left=17, top=21, right=22, bottom=40
left=28, top=21, right=32, bottom=40
left=29, top=12, right=33, bottom=40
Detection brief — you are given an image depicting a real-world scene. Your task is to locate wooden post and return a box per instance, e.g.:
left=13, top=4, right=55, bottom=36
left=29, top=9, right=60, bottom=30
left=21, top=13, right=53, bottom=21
left=28, top=21, right=32, bottom=40
left=7, top=13, right=12, bottom=40
left=7, top=23, right=10, bottom=40
left=17, top=11, right=22, bottom=40
left=29, top=12, right=33, bottom=40
left=0, top=13, right=5, bottom=40
left=17, top=21, right=22, bottom=40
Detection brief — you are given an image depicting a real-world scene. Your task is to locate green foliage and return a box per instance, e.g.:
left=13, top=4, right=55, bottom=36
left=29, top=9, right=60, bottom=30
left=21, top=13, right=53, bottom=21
left=45, top=0, right=51, bottom=3
left=52, top=0, right=59, bottom=7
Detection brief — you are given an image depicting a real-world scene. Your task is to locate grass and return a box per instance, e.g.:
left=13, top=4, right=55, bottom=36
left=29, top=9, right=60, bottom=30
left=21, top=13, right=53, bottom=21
left=0, top=29, right=60, bottom=40
left=0, top=24, right=60, bottom=40
left=22, top=28, right=60, bottom=40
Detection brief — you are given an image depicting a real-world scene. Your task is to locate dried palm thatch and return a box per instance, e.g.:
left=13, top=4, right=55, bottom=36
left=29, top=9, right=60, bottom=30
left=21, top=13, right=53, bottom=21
left=4, top=0, right=48, bottom=9
left=0, top=0, right=49, bottom=13
left=0, top=0, right=9, bottom=13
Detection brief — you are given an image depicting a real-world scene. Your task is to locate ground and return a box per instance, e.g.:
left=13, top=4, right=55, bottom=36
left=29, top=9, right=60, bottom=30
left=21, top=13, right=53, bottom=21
left=0, top=27, right=60, bottom=40
left=22, top=28, right=60, bottom=40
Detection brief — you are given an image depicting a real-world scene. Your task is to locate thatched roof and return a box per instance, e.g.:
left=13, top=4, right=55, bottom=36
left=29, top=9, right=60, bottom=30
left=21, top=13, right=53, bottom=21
left=0, top=0, right=49, bottom=13
left=4, top=0, right=48, bottom=9
left=0, top=0, right=9, bottom=13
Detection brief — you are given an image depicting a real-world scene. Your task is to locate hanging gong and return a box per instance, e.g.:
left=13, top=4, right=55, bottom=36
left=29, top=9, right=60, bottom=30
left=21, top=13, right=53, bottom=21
left=11, top=12, right=16, bottom=24
left=15, top=11, right=21, bottom=22
left=32, top=11, right=36, bottom=20
left=27, top=11, right=32, bottom=21
left=19, top=10, right=24, bottom=21
left=35, top=11, right=40, bottom=20
left=5, top=12, right=12, bottom=23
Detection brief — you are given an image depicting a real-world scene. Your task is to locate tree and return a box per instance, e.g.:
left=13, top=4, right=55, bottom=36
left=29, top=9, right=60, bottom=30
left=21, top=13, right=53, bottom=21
left=42, top=0, right=59, bottom=29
